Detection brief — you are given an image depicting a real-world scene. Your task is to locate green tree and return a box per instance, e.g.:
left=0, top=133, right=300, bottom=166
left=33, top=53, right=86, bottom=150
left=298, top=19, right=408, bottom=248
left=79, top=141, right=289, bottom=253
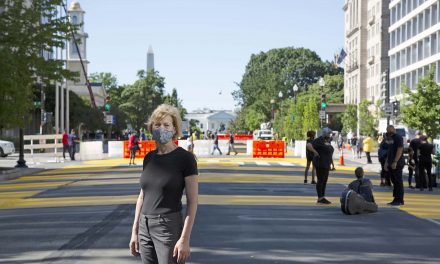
left=401, top=66, right=440, bottom=139
left=292, top=99, right=306, bottom=140
left=233, top=47, right=342, bottom=122
left=359, top=100, right=376, bottom=136
left=341, top=104, right=357, bottom=134
left=120, top=70, right=165, bottom=130
left=163, top=88, right=187, bottom=120
left=244, top=105, right=266, bottom=131
left=0, top=0, right=78, bottom=129
left=302, top=97, right=320, bottom=135
left=89, top=72, right=129, bottom=132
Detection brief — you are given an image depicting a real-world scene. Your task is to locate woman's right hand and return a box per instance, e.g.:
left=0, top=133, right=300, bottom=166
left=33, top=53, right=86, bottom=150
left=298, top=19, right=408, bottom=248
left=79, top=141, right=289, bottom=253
left=129, top=233, right=140, bottom=256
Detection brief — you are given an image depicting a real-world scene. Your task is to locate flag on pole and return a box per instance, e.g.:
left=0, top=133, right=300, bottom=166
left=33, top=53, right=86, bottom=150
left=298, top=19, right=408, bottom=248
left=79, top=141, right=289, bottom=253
left=336, top=48, right=347, bottom=65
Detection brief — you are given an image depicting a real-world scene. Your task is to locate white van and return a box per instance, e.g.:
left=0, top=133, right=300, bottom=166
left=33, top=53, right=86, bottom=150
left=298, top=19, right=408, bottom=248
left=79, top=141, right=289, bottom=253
left=253, top=130, right=273, bottom=140
left=394, top=125, right=416, bottom=153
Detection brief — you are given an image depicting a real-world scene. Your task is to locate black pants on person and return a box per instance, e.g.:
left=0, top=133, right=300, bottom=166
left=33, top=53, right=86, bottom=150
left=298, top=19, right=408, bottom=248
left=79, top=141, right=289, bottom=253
left=139, top=212, right=183, bottom=264
left=419, top=159, right=433, bottom=189
left=316, top=167, right=329, bottom=198
left=388, top=165, right=404, bottom=202
left=63, top=144, right=69, bottom=159
left=69, top=144, right=76, bottom=160
left=366, top=152, right=372, bottom=163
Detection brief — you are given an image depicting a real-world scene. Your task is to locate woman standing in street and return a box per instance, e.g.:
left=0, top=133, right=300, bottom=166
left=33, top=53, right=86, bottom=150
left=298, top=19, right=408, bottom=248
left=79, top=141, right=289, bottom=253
left=130, top=104, right=199, bottom=264
left=307, top=128, right=334, bottom=204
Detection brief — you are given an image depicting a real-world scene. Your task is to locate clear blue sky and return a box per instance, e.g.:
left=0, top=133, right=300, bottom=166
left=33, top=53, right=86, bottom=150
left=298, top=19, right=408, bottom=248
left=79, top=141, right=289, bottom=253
left=79, top=0, right=345, bottom=112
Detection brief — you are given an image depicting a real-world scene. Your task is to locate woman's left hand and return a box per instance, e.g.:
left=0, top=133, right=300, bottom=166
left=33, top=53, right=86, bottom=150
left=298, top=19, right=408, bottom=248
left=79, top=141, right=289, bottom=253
left=173, top=237, right=190, bottom=264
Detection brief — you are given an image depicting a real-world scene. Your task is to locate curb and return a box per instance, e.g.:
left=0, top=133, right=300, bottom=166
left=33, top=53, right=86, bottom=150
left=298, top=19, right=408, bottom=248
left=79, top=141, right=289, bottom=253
left=0, top=167, right=46, bottom=182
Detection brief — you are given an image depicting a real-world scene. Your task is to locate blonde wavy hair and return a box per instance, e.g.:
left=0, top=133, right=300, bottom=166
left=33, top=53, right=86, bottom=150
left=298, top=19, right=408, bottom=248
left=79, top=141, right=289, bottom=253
left=147, top=104, right=182, bottom=140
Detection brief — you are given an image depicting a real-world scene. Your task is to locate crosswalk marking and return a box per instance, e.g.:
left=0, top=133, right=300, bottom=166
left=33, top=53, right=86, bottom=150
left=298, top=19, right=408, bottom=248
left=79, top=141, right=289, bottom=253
left=279, top=162, right=294, bottom=166
left=1, top=164, right=439, bottom=223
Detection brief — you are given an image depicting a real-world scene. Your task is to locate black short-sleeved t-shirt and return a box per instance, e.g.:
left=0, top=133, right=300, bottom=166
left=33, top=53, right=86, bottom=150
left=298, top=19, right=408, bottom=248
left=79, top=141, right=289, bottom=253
left=311, top=137, right=334, bottom=169
left=385, top=133, right=405, bottom=166
left=409, top=138, right=421, bottom=162
left=140, top=147, right=198, bottom=215
left=419, top=143, right=434, bottom=161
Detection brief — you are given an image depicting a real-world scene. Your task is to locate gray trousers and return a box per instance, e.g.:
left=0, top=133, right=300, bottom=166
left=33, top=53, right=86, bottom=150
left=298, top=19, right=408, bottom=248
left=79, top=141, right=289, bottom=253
left=139, top=212, right=183, bottom=264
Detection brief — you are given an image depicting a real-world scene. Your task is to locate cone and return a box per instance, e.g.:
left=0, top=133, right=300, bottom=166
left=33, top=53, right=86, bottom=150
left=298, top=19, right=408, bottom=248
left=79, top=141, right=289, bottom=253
left=339, top=147, right=345, bottom=166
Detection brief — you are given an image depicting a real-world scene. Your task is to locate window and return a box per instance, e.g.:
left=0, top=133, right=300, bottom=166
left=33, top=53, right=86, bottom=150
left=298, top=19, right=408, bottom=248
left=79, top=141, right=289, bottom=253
left=407, top=21, right=411, bottom=39
left=418, top=13, right=423, bottom=33
left=433, top=4, right=438, bottom=25
left=432, top=33, right=437, bottom=55
left=412, top=17, right=417, bottom=36
left=425, top=9, right=431, bottom=29
left=425, top=37, right=430, bottom=58
left=200, top=124, right=203, bottom=129
left=406, top=47, right=411, bottom=65
left=72, top=15, right=78, bottom=25
left=412, top=43, right=417, bottom=63
left=418, top=40, right=423, bottom=60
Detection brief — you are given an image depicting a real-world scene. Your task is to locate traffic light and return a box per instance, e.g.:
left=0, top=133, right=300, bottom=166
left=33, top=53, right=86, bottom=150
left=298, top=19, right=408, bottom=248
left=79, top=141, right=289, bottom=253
left=104, top=96, right=111, bottom=111
left=392, top=101, right=400, bottom=116
left=321, top=94, right=327, bottom=109
left=34, top=101, right=41, bottom=109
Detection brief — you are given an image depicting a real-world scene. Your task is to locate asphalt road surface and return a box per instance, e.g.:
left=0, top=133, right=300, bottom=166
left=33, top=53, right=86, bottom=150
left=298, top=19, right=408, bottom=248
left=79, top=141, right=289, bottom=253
left=0, top=157, right=439, bottom=264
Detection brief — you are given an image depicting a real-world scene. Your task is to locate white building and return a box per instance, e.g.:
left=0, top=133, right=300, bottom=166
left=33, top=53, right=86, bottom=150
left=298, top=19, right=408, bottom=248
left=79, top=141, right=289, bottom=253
left=343, top=0, right=391, bottom=105
left=389, top=0, right=440, bottom=99
left=343, top=0, right=368, bottom=105
left=67, top=1, right=106, bottom=107
left=185, top=109, right=236, bottom=133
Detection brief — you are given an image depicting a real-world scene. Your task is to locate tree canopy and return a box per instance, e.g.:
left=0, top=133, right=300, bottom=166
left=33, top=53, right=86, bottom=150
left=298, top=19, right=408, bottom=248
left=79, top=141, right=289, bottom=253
left=402, top=66, right=440, bottom=139
left=0, top=0, right=77, bottom=129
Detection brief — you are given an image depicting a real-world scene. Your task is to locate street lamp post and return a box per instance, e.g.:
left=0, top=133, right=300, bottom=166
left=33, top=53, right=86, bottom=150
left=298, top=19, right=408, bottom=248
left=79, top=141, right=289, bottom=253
left=319, top=77, right=325, bottom=128
left=270, top=99, right=276, bottom=121
left=293, top=84, right=299, bottom=102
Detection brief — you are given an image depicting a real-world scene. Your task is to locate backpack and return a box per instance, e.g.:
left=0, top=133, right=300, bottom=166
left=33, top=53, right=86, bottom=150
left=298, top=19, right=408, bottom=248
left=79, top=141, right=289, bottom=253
left=378, top=142, right=388, bottom=160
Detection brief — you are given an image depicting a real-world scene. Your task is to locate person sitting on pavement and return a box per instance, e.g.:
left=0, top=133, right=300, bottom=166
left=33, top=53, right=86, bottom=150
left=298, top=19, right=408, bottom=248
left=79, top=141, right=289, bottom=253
left=341, top=167, right=378, bottom=215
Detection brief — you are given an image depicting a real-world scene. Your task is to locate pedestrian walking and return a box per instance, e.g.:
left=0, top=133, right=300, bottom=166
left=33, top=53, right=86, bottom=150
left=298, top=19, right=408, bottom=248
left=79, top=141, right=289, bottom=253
left=306, top=127, right=334, bottom=204
left=384, top=125, right=405, bottom=206
left=356, top=136, right=363, bottom=159
left=187, top=135, right=194, bottom=154
left=350, top=134, right=358, bottom=158
left=226, top=133, right=238, bottom=155
left=130, top=104, right=198, bottom=264
left=409, top=131, right=423, bottom=188
left=62, top=129, right=69, bottom=160
left=68, top=129, right=78, bottom=161
left=337, top=134, right=344, bottom=150
left=211, top=132, right=222, bottom=155
left=304, top=130, right=316, bottom=184
left=418, top=135, right=436, bottom=191
left=128, top=132, right=139, bottom=165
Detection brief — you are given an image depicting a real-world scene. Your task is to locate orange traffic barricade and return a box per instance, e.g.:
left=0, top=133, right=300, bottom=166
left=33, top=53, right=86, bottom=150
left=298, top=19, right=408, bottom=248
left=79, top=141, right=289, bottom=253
left=124, top=140, right=179, bottom=158
left=252, top=140, right=285, bottom=158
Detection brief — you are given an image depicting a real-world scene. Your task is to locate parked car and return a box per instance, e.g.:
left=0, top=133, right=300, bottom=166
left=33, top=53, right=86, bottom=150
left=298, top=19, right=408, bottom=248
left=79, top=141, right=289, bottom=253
left=0, top=140, right=15, bottom=157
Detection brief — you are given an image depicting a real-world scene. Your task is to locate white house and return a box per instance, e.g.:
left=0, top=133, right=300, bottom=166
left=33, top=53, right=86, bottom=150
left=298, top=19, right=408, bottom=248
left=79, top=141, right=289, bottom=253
left=184, top=108, right=236, bottom=133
